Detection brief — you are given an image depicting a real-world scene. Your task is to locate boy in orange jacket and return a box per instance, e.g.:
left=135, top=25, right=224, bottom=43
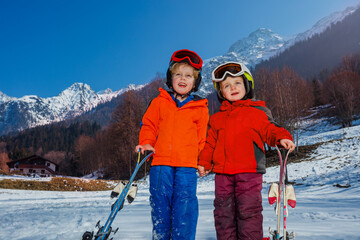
left=135, top=49, right=209, bottom=240
left=198, top=62, right=295, bottom=240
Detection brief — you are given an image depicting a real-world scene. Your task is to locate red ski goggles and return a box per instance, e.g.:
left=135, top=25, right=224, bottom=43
left=170, top=49, right=203, bottom=70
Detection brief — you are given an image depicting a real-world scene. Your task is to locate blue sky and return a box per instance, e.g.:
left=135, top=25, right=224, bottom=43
left=1, top=0, right=360, bottom=98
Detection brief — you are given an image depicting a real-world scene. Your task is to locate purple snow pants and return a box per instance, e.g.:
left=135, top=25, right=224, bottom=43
left=214, top=173, right=263, bottom=240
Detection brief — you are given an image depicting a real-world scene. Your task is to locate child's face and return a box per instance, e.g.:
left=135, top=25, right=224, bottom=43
left=172, top=64, right=196, bottom=96
left=220, top=76, right=246, bottom=102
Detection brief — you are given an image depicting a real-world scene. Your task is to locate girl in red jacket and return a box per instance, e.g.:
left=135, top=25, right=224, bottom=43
left=135, top=49, right=209, bottom=240
left=198, top=62, right=295, bottom=240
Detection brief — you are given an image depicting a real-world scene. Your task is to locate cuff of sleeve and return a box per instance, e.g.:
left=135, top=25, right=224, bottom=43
left=198, top=160, right=212, bottom=171
left=139, top=140, right=155, bottom=146
left=275, top=136, right=293, bottom=147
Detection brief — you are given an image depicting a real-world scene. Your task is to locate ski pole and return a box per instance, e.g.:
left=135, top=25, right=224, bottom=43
left=283, top=150, right=290, bottom=240
left=276, top=147, right=282, bottom=240
left=275, top=146, right=290, bottom=240
left=137, top=150, right=141, bottom=163
left=97, top=152, right=153, bottom=240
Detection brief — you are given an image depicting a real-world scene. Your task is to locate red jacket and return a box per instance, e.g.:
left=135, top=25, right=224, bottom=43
left=198, top=99, right=293, bottom=174
left=139, top=88, right=209, bottom=168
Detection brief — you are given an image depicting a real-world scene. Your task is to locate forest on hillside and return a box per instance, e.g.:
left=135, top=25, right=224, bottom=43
left=0, top=55, right=359, bottom=179
left=256, top=6, right=360, bottom=78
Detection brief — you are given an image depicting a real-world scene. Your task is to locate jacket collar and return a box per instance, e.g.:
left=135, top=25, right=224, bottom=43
left=158, top=88, right=208, bottom=108
left=220, top=99, right=265, bottom=112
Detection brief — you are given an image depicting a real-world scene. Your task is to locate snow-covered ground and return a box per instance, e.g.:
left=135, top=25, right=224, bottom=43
left=1, top=118, right=360, bottom=240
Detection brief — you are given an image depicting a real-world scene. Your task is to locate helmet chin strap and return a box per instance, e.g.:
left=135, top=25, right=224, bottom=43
left=172, top=87, right=194, bottom=100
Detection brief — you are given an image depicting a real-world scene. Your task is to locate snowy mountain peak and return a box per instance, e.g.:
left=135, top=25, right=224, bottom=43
left=49, top=82, right=101, bottom=118
left=59, top=82, right=94, bottom=97
left=97, top=88, right=113, bottom=95
left=197, top=28, right=288, bottom=97
left=0, top=91, right=12, bottom=103
left=248, top=28, right=282, bottom=42
left=228, top=28, right=285, bottom=55
left=0, top=82, right=127, bottom=135
left=126, top=83, right=146, bottom=91
left=306, top=4, right=359, bottom=39
left=279, top=4, right=360, bottom=53
left=249, top=28, right=277, bottom=37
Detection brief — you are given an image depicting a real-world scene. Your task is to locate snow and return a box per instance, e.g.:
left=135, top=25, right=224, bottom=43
left=1, top=117, right=360, bottom=240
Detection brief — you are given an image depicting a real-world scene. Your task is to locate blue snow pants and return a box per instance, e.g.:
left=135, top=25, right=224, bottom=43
left=149, top=166, right=198, bottom=240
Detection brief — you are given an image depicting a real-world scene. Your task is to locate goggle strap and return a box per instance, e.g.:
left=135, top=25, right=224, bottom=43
left=243, top=72, right=254, bottom=88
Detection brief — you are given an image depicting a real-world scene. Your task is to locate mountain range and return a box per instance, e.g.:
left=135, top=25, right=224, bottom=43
left=1, top=3, right=359, bottom=136
left=256, top=4, right=360, bottom=78
left=0, top=83, right=142, bottom=135
left=198, top=3, right=360, bottom=96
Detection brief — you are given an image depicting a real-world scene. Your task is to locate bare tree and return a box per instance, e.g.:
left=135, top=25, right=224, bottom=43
left=74, top=134, right=98, bottom=175
left=312, top=77, right=324, bottom=106
left=43, top=151, right=66, bottom=164
left=0, top=142, right=6, bottom=154
left=0, top=153, right=10, bottom=173
left=341, top=54, right=360, bottom=75
left=0, top=142, right=10, bottom=172
left=324, top=70, right=360, bottom=127
left=105, top=90, right=145, bottom=179
left=255, top=67, right=311, bottom=131
left=254, top=66, right=311, bottom=150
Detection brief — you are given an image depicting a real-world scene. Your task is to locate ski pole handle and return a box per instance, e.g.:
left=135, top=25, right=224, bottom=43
left=137, top=150, right=140, bottom=164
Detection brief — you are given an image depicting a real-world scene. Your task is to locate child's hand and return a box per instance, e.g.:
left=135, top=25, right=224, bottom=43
left=135, top=144, right=155, bottom=154
left=279, top=139, right=295, bottom=152
left=197, top=165, right=209, bottom=177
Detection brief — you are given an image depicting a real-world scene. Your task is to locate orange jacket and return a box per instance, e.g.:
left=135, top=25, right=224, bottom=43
left=139, top=88, right=209, bottom=168
left=199, top=99, right=293, bottom=174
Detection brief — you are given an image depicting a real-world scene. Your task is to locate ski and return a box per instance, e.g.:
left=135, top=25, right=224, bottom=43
left=267, top=146, right=296, bottom=240
left=82, top=152, right=153, bottom=240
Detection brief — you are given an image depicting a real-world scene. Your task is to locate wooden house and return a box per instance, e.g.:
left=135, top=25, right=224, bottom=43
left=7, top=155, right=59, bottom=177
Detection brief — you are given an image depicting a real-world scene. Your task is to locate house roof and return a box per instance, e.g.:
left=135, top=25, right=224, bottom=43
left=6, top=155, right=59, bottom=167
